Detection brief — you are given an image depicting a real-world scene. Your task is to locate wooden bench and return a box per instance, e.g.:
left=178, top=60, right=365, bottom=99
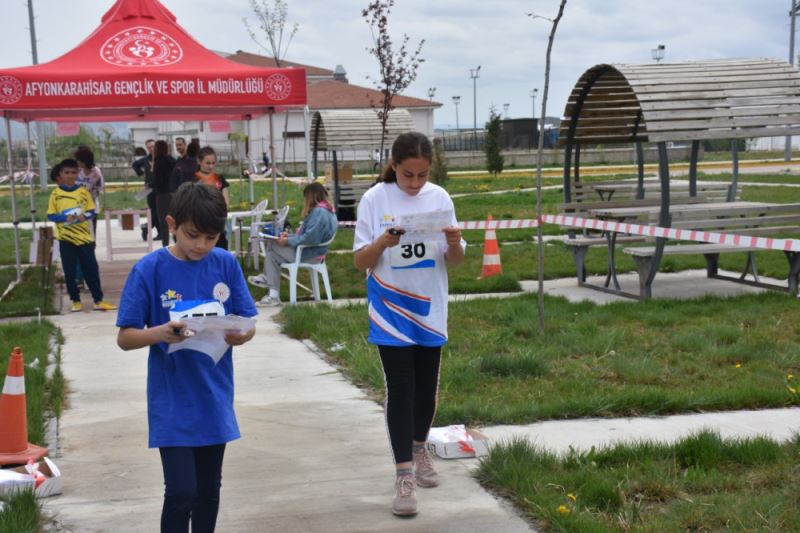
left=559, top=193, right=740, bottom=293
left=622, top=203, right=800, bottom=298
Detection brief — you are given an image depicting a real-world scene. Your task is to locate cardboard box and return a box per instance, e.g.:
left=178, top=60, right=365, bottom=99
left=119, top=212, right=139, bottom=230
left=426, top=428, right=490, bottom=459
left=324, top=163, right=353, bottom=183
left=0, top=457, right=62, bottom=499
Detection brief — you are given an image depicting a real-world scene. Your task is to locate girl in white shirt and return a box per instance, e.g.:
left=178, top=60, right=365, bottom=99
left=353, top=132, right=465, bottom=517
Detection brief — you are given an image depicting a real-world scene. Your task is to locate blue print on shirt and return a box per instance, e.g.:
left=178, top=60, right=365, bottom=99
left=368, top=274, right=446, bottom=346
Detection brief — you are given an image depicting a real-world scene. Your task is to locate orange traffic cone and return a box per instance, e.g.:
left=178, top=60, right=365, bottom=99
left=0, top=347, right=48, bottom=466
left=480, top=214, right=503, bottom=278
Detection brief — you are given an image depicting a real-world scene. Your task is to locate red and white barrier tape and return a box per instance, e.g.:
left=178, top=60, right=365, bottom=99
left=459, top=219, right=539, bottom=230
left=340, top=215, right=800, bottom=253
left=542, top=214, right=800, bottom=253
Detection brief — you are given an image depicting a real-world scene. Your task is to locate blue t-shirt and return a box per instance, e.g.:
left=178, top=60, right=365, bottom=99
left=116, top=247, right=257, bottom=448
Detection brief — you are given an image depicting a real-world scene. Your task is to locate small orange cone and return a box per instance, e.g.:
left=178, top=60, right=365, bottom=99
left=0, top=347, right=48, bottom=466
left=480, top=214, right=503, bottom=278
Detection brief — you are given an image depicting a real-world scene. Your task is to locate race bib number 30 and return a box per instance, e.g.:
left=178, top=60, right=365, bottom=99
left=390, top=241, right=437, bottom=270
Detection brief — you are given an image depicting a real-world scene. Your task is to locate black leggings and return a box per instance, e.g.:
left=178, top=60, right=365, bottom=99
left=159, top=444, right=226, bottom=533
left=378, top=345, right=442, bottom=464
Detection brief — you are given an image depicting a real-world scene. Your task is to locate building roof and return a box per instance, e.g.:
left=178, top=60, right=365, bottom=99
left=224, top=51, right=439, bottom=111
left=559, top=58, right=800, bottom=145
left=312, top=109, right=415, bottom=150
left=225, top=50, right=334, bottom=77
left=308, top=79, right=438, bottom=110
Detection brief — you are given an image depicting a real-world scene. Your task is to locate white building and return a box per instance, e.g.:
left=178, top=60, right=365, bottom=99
left=130, top=51, right=440, bottom=171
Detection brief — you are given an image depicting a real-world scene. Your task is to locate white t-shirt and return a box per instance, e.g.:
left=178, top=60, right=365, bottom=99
left=354, top=181, right=465, bottom=347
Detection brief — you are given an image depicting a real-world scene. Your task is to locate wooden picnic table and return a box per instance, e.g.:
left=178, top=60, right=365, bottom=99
left=567, top=201, right=798, bottom=299
left=586, top=201, right=773, bottom=221
left=587, top=179, right=731, bottom=202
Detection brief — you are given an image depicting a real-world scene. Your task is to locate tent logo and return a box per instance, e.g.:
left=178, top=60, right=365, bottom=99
left=101, top=26, right=183, bottom=67
left=0, top=76, right=23, bottom=105
left=265, top=74, right=292, bottom=101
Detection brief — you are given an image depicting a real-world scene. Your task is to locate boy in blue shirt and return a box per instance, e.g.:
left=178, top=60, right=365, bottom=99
left=116, top=182, right=257, bottom=532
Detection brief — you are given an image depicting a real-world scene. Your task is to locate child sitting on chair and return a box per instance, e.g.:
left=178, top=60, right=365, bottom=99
left=248, top=182, right=337, bottom=306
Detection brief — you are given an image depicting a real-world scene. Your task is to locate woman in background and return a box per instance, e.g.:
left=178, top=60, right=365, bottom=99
left=152, top=140, right=176, bottom=247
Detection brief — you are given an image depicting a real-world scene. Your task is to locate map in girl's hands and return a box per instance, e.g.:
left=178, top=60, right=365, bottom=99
left=395, top=209, right=453, bottom=243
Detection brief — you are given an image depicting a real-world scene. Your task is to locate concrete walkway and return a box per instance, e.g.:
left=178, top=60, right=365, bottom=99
left=30, top=210, right=800, bottom=532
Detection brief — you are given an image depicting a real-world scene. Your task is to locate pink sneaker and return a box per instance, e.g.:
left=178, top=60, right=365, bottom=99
left=413, top=446, right=439, bottom=488
left=392, top=472, right=417, bottom=516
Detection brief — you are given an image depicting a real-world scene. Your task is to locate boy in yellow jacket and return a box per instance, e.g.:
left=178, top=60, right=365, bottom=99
left=47, top=158, right=116, bottom=312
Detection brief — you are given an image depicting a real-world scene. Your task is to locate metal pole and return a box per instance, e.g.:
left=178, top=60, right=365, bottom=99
left=6, top=118, right=22, bottom=283
left=470, top=66, right=480, bottom=150
left=27, top=0, right=48, bottom=190
left=303, top=105, right=313, bottom=182
left=245, top=118, right=254, bottom=210
left=25, top=122, right=36, bottom=233
left=268, top=109, right=278, bottom=208
left=787, top=0, right=798, bottom=162
left=472, top=76, right=477, bottom=149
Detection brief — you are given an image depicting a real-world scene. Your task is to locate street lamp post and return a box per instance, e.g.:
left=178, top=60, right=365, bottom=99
left=452, top=95, right=461, bottom=135
left=470, top=65, right=481, bottom=150
left=503, top=103, right=510, bottom=119
left=530, top=88, right=538, bottom=148
left=651, top=44, right=665, bottom=63
left=428, top=87, right=436, bottom=102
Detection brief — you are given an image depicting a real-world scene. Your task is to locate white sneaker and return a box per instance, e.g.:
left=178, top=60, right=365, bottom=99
left=247, top=274, right=268, bottom=288
left=256, top=295, right=282, bottom=307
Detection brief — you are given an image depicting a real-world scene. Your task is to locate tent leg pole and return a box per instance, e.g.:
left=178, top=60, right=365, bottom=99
left=6, top=118, right=22, bottom=283
left=269, top=110, right=278, bottom=208
left=246, top=118, right=254, bottom=210
left=304, top=106, right=313, bottom=182
left=25, top=121, right=36, bottom=233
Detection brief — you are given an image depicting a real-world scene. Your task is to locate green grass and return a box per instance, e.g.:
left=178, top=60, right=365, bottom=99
left=0, top=267, right=56, bottom=318
left=0, top=491, right=40, bottom=533
left=0, top=230, right=32, bottom=266
left=280, top=292, right=800, bottom=424
left=476, top=431, right=800, bottom=532
left=0, top=320, right=61, bottom=446
left=700, top=171, right=800, bottom=184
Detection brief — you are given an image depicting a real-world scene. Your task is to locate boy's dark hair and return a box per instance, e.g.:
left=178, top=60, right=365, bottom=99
left=50, top=158, right=78, bottom=182
left=73, top=147, right=95, bottom=169
left=381, top=132, right=433, bottom=183
left=169, top=182, right=227, bottom=235
left=134, top=146, right=147, bottom=157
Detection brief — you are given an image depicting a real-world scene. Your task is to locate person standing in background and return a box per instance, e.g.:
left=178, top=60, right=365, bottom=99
left=170, top=138, right=200, bottom=193
left=132, top=139, right=160, bottom=241
left=194, top=146, right=230, bottom=250
left=152, top=140, right=176, bottom=247
left=74, top=146, right=104, bottom=234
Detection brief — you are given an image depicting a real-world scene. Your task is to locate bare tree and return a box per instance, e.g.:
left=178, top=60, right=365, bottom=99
left=532, top=0, right=567, bottom=333
left=243, top=0, right=298, bottom=68
left=362, top=0, right=425, bottom=167
left=243, top=0, right=299, bottom=205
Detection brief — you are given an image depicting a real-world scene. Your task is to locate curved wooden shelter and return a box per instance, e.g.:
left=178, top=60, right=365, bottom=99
left=559, top=58, right=800, bottom=201
left=558, top=58, right=800, bottom=297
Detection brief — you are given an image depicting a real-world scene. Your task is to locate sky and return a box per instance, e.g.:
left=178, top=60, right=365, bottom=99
left=0, top=0, right=796, bottom=131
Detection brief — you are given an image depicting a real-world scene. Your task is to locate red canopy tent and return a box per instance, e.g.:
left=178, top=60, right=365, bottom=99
left=0, top=0, right=307, bottom=280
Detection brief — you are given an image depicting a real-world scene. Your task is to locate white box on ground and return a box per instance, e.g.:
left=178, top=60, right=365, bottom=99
left=426, top=425, right=490, bottom=459
left=0, top=457, right=62, bottom=499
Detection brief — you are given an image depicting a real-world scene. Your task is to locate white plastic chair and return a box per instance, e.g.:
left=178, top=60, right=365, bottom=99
left=280, top=236, right=335, bottom=304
